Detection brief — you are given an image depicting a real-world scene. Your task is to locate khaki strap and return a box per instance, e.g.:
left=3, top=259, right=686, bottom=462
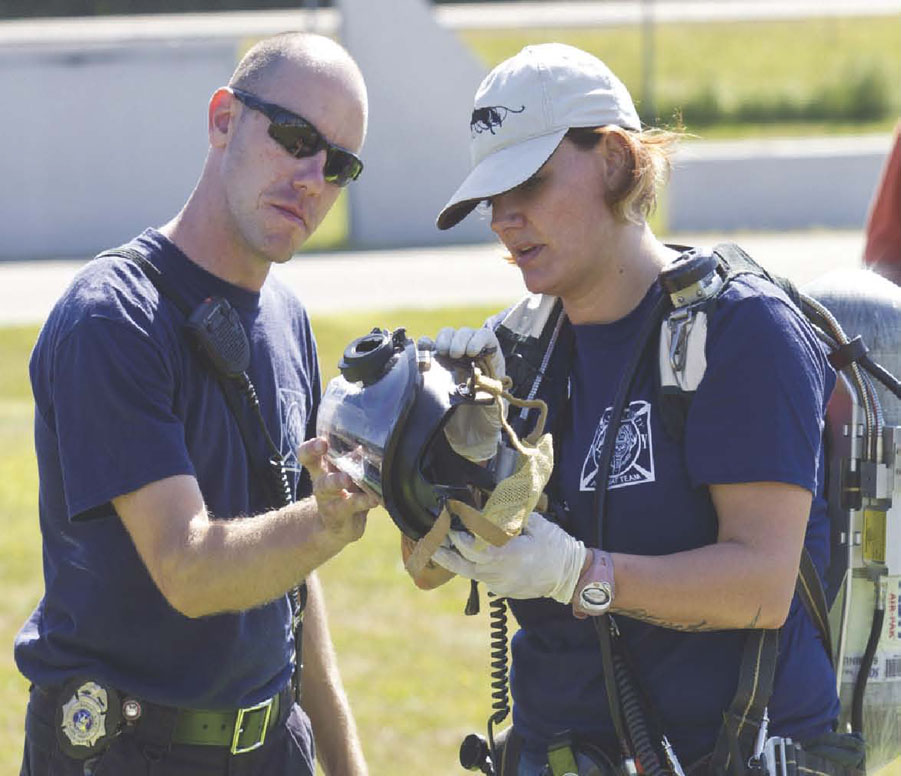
left=402, top=368, right=553, bottom=577
left=404, top=506, right=452, bottom=578
left=448, top=499, right=512, bottom=547
left=471, top=369, right=549, bottom=448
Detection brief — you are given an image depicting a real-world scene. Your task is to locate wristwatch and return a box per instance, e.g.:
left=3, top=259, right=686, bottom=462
left=572, top=549, right=615, bottom=617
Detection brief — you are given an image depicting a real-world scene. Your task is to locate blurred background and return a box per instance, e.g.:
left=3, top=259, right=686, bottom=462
left=0, top=1, right=899, bottom=774
left=1, top=0, right=899, bottom=258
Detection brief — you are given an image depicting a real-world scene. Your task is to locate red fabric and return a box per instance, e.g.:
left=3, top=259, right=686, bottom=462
left=864, top=121, right=901, bottom=284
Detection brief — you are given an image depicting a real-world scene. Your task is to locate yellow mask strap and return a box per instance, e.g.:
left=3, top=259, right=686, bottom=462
left=471, top=368, right=549, bottom=449
left=404, top=506, right=452, bottom=578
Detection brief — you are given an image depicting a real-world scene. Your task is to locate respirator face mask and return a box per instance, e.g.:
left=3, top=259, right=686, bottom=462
left=316, top=328, right=554, bottom=572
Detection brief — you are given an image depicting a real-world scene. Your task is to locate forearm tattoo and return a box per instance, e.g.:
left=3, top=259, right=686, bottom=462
left=745, top=607, right=763, bottom=629
left=615, top=608, right=714, bottom=632
left=614, top=605, right=764, bottom=632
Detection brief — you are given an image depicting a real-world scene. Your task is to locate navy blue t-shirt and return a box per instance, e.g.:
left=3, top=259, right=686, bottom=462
left=15, top=229, right=321, bottom=709
left=505, top=275, right=840, bottom=764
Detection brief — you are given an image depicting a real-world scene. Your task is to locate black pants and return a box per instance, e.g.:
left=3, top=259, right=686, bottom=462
left=20, top=685, right=315, bottom=776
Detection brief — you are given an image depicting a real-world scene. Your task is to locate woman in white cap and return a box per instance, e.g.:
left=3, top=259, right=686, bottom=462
left=422, top=43, right=848, bottom=776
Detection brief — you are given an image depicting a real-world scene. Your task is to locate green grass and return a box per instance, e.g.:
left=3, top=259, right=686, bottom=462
left=0, top=309, right=507, bottom=775
left=461, top=16, right=901, bottom=136
left=312, top=306, right=500, bottom=382
left=0, top=326, right=41, bottom=768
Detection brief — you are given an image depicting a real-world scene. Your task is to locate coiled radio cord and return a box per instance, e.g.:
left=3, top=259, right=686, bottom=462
left=487, top=593, right=511, bottom=757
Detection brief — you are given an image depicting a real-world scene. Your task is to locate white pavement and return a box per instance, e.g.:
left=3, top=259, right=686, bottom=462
left=0, top=231, right=866, bottom=326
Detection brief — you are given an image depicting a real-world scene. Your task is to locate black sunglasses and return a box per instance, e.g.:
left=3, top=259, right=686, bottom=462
left=230, top=87, right=363, bottom=187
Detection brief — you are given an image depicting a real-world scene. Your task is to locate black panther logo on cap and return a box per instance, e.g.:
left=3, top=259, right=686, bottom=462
left=470, top=105, right=526, bottom=136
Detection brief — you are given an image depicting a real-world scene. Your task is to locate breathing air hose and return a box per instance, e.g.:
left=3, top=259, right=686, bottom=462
left=612, top=650, right=668, bottom=776
left=860, top=354, right=901, bottom=401
left=591, top=294, right=671, bottom=775
left=852, top=581, right=886, bottom=735
left=801, top=295, right=880, bottom=456
left=806, top=286, right=901, bottom=401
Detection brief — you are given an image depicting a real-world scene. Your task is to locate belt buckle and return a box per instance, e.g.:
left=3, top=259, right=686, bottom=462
left=230, top=696, right=273, bottom=755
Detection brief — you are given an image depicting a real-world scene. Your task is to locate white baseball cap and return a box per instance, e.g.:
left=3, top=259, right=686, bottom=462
left=437, top=43, right=640, bottom=231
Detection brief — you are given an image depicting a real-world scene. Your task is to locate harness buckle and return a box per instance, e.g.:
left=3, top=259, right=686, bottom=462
left=230, top=697, right=274, bottom=755
left=667, top=309, right=694, bottom=374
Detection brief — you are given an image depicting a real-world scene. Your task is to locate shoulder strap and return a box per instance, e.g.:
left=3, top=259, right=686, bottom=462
left=797, top=547, right=834, bottom=658
left=710, top=629, right=780, bottom=776
left=495, top=294, right=571, bottom=439
left=97, top=249, right=281, bottom=502
left=711, top=241, right=802, bottom=309
left=98, top=248, right=308, bottom=695
left=710, top=547, right=834, bottom=776
left=657, top=242, right=809, bottom=443
left=655, top=245, right=836, bottom=771
left=97, top=247, right=193, bottom=316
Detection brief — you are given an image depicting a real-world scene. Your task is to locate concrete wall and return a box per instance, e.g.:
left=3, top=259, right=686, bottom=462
left=339, top=0, right=490, bottom=247
left=1, top=38, right=236, bottom=260
left=668, top=135, right=891, bottom=232
left=0, top=4, right=492, bottom=259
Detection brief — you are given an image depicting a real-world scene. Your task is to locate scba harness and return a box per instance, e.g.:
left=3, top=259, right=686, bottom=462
left=469, top=243, right=899, bottom=776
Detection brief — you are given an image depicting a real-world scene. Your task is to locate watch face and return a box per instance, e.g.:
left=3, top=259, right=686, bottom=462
left=580, top=581, right=612, bottom=610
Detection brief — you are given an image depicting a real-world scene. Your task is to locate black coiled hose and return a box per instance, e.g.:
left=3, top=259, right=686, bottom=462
left=269, top=454, right=294, bottom=509
left=238, top=374, right=294, bottom=509
left=487, top=594, right=511, bottom=757
left=611, top=651, right=667, bottom=776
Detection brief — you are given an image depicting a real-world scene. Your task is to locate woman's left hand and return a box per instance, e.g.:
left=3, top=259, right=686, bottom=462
left=432, top=513, right=588, bottom=602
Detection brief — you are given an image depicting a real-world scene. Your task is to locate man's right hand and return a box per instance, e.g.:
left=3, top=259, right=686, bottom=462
left=432, top=513, right=587, bottom=603
left=113, top=442, right=378, bottom=619
left=297, top=437, right=378, bottom=547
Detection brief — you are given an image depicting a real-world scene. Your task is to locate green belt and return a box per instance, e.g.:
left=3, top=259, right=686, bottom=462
left=172, top=691, right=280, bottom=755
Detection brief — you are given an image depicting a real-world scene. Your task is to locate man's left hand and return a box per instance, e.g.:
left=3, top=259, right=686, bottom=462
left=297, top=437, right=378, bottom=546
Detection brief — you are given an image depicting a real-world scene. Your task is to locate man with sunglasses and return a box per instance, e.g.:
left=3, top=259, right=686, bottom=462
left=16, top=32, right=372, bottom=776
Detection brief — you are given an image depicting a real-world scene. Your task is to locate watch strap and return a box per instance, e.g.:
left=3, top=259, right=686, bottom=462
left=572, top=549, right=615, bottom=617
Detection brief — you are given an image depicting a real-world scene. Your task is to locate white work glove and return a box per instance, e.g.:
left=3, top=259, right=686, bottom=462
left=432, top=513, right=588, bottom=603
left=429, top=326, right=506, bottom=462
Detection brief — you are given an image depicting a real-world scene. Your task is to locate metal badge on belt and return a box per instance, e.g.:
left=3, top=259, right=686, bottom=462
left=56, top=679, right=122, bottom=759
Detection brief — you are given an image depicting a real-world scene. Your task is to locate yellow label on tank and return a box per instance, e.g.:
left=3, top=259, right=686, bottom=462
left=863, top=509, right=887, bottom=564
